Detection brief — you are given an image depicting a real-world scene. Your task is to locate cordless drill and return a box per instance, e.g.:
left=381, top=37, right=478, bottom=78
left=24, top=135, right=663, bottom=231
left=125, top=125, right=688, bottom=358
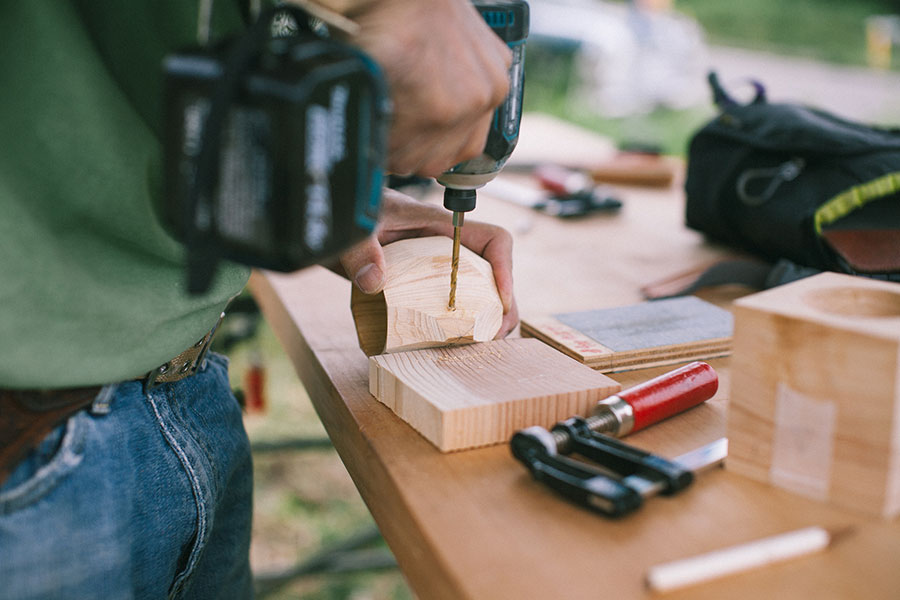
left=163, top=4, right=389, bottom=294
left=437, top=0, right=529, bottom=309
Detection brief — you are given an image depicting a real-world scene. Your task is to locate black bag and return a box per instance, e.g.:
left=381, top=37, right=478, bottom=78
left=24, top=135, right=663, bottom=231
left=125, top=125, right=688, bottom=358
left=684, top=73, right=900, bottom=280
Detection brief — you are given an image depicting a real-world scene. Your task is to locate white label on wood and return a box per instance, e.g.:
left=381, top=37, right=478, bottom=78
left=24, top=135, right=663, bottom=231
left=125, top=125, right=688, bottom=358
left=769, top=383, right=837, bottom=501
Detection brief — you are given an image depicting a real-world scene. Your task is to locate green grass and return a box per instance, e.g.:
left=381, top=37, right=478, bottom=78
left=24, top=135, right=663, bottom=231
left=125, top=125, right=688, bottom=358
left=677, top=0, right=896, bottom=66
left=527, top=78, right=714, bottom=156
left=523, top=41, right=715, bottom=156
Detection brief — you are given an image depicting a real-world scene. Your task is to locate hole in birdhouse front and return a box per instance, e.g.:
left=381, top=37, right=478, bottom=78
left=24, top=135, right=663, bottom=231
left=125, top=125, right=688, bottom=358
left=804, top=286, right=900, bottom=318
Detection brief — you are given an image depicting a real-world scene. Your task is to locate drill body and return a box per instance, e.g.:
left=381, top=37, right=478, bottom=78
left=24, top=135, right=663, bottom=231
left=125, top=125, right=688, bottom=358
left=439, top=0, right=529, bottom=308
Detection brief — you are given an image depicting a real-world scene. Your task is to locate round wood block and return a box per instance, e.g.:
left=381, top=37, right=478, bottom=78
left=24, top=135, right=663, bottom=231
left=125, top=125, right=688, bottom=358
left=351, top=236, right=503, bottom=356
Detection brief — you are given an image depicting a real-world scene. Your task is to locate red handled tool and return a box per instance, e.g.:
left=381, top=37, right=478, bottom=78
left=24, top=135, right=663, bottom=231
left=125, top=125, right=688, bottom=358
left=533, top=164, right=622, bottom=217
left=584, top=360, right=717, bottom=439
left=511, top=362, right=724, bottom=517
left=535, top=164, right=594, bottom=197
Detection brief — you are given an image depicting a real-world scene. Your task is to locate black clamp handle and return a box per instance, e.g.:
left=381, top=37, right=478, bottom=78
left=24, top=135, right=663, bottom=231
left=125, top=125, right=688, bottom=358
left=510, top=420, right=694, bottom=518
left=553, top=417, right=694, bottom=496
left=511, top=427, right=643, bottom=517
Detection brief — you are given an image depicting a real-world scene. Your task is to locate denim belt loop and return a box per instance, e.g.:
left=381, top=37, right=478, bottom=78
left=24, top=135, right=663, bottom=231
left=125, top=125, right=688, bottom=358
left=90, top=383, right=119, bottom=416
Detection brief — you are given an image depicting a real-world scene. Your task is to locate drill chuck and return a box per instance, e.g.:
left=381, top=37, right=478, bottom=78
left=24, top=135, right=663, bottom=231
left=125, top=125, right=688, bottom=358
left=443, top=188, right=478, bottom=213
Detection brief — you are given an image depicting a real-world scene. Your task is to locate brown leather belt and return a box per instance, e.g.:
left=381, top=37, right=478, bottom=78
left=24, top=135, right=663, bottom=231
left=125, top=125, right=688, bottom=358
left=0, top=313, right=224, bottom=487
left=0, top=387, right=102, bottom=487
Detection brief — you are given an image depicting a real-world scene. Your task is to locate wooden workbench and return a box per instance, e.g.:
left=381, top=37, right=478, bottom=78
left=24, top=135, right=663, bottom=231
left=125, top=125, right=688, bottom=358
left=250, top=115, right=900, bottom=599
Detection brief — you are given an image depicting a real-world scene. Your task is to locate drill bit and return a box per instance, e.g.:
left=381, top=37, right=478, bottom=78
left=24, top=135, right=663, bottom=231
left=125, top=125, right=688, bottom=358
left=448, top=211, right=464, bottom=310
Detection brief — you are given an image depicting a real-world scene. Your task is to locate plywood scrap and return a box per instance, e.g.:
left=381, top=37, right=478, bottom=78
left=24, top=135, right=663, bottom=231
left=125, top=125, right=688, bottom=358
left=369, top=338, right=620, bottom=452
left=521, top=296, right=732, bottom=372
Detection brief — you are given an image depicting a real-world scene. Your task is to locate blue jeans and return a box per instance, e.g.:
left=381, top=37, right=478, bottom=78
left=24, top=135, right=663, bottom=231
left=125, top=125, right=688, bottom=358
left=0, top=353, right=253, bottom=600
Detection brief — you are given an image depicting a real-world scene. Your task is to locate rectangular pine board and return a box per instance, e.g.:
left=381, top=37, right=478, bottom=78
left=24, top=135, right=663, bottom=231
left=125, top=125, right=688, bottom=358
left=368, top=338, right=620, bottom=452
left=521, top=296, right=733, bottom=372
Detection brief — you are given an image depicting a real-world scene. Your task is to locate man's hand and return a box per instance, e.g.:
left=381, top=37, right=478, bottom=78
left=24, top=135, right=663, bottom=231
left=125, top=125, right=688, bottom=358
left=338, top=188, right=518, bottom=338
left=344, top=0, right=512, bottom=177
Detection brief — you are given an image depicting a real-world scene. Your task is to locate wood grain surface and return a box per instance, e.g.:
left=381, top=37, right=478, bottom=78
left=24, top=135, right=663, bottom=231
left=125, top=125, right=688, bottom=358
left=728, top=271, right=900, bottom=518
left=250, top=114, right=900, bottom=600
left=521, top=296, right=732, bottom=372
left=369, top=338, right=620, bottom=451
left=350, top=236, right=503, bottom=355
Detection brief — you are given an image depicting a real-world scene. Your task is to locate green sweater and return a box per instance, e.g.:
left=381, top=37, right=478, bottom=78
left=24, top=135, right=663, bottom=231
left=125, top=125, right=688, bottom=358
left=0, top=2, right=252, bottom=388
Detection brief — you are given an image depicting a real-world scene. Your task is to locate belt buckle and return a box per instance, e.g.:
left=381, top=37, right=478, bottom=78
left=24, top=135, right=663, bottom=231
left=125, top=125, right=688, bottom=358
left=143, top=312, right=226, bottom=392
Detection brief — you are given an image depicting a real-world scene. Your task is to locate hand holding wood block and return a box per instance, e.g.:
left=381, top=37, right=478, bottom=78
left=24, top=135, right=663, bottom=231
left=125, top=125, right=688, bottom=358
left=351, top=236, right=503, bottom=356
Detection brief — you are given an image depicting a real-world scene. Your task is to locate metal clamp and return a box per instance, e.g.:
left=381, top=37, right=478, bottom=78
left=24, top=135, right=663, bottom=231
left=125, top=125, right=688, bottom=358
left=511, top=421, right=699, bottom=518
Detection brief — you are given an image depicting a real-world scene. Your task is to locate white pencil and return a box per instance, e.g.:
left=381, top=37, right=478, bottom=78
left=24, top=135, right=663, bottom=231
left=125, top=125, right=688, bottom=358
left=646, top=526, right=850, bottom=593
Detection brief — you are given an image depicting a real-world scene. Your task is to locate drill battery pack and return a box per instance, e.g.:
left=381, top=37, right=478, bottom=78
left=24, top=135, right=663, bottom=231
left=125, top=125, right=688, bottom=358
left=162, top=6, right=389, bottom=293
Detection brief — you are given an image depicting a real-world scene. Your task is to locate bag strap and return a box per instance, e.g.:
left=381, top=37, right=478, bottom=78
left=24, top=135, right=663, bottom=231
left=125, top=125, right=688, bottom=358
left=708, top=71, right=766, bottom=110
left=814, top=172, right=900, bottom=235
left=814, top=172, right=900, bottom=274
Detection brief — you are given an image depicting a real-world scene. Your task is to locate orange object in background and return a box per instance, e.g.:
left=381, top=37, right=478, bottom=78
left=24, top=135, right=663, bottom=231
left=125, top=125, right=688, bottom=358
left=243, top=354, right=266, bottom=413
left=589, top=152, right=678, bottom=188
left=866, top=15, right=899, bottom=70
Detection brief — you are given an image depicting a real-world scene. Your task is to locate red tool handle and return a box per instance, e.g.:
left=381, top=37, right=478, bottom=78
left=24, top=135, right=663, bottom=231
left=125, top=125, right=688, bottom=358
left=619, top=361, right=718, bottom=433
left=534, top=164, right=591, bottom=196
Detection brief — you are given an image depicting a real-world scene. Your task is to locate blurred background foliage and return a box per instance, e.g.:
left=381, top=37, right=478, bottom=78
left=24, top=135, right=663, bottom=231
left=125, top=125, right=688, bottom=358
left=677, top=0, right=896, bottom=65
left=523, top=0, right=899, bottom=155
